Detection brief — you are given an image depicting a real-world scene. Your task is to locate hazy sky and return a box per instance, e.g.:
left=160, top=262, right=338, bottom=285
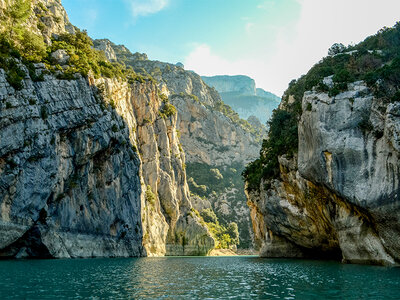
left=63, top=0, right=400, bottom=96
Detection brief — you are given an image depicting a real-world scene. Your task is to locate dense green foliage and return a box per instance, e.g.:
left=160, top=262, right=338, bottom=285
left=205, top=220, right=239, bottom=249
left=186, top=162, right=244, bottom=198
left=243, top=21, right=400, bottom=192
left=283, top=22, right=400, bottom=104
left=192, top=208, right=239, bottom=249
left=186, top=162, right=252, bottom=248
left=0, top=1, right=154, bottom=89
left=49, top=30, right=149, bottom=81
left=200, top=208, right=218, bottom=223
left=159, top=102, right=177, bottom=118
left=242, top=109, right=299, bottom=191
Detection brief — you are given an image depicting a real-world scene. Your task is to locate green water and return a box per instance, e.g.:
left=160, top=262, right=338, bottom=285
left=0, top=257, right=399, bottom=299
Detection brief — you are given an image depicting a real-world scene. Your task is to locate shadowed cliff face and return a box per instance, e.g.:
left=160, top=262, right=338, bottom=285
left=0, top=64, right=214, bottom=258
left=0, top=0, right=215, bottom=258
left=246, top=80, right=400, bottom=265
left=97, top=77, right=214, bottom=256
left=0, top=68, right=144, bottom=258
left=93, top=51, right=263, bottom=249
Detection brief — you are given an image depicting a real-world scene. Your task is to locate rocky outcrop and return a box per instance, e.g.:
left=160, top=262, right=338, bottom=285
left=0, top=0, right=216, bottom=259
left=0, top=0, right=75, bottom=43
left=115, top=59, right=262, bottom=166
left=0, top=62, right=214, bottom=258
left=0, top=65, right=144, bottom=258
left=246, top=80, right=400, bottom=265
left=93, top=39, right=117, bottom=62
left=118, top=59, right=262, bottom=249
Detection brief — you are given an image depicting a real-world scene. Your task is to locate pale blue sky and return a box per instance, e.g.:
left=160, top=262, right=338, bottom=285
left=63, top=0, right=400, bottom=96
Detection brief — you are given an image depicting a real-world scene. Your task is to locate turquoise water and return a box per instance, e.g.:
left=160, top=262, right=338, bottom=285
left=0, top=256, right=399, bottom=299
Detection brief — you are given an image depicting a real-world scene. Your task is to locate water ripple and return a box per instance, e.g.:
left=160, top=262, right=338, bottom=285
left=0, top=257, right=399, bottom=299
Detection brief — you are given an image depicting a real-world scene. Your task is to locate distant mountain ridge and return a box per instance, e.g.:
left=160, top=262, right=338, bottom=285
left=202, top=75, right=256, bottom=95
left=201, top=75, right=280, bottom=124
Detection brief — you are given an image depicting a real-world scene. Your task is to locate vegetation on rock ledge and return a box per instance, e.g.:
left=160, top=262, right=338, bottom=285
left=243, top=21, right=400, bottom=192
left=0, top=0, right=155, bottom=89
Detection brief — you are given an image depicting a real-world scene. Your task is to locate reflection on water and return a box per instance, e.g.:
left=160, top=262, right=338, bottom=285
left=0, top=256, right=399, bottom=299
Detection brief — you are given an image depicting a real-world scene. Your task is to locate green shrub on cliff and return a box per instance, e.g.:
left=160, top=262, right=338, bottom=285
left=159, top=102, right=176, bottom=118
left=242, top=109, right=298, bottom=191
left=204, top=219, right=239, bottom=249
left=186, top=163, right=244, bottom=197
left=145, top=185, right=156, bottom=205
left=243, top=21, right=400, bottom=192
left=0, top=0, right=47, bottom=63
left=200, top=208, right=218, bottom=223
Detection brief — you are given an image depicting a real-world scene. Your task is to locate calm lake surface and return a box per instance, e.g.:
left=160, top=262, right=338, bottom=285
left=0, top=256, right=399, bottom=299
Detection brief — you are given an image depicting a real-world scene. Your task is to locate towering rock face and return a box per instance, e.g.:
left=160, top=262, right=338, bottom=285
left=297, top=81, right=400, bottom=264
left=202, top=75, right=280, bottom=125
left=96, top=78, right=214, bottom=257
left=104, top=55, right=263, bottom=249
left=130, top=61, right=261, bottom=166
left=244, top=25, right=400, bottom=265
left=0, top=0, right=214, bottom=258
left=0, top=68, right=143, bottom=258
left=0, top=65, right=214, bottom=258
left=247, top=82, right=400, bottom=265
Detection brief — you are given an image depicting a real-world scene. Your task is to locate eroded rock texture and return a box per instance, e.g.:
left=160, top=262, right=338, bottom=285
left=0, top=63, right=214, bottom=258
left=0, top=0, right=215, bottom=258
left=247, top=81, right=400, bottom=265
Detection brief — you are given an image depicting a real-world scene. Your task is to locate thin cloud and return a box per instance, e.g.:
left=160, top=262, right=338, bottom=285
left=127, top=0, right=169, bottom=17
left=257, top=0, right=275, bottom=10
left=185, top=0, right=400, bottom=96
left=245, top=22, right=255, bottom=34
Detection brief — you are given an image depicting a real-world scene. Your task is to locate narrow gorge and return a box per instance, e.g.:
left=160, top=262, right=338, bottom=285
left=0, top=0, right=399, bottom=268
left=0, top=0, right=264, bottom=258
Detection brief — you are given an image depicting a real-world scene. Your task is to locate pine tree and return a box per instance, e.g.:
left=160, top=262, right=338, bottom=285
left=2, top=0, right=32, bottom=41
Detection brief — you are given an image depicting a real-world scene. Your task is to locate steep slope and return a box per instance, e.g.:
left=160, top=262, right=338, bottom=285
left=202, top=75, right=280, bottom=124
left=93, top=39, right=263, bottom=249
left=243, top=23, right=400, bottom=265
left=0, top=0, right=214, bottom=258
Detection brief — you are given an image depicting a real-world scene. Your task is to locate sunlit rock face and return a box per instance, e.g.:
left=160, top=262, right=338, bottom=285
left=0, top=0, right=215, bottom=258
left=126, top=60, right=262, bottom=167
left=247, top=80, right=400, bottom=265
left=109, top=56, right=263, bottom=249
left=0, top=65, right=214, bottom=258
left=0, top=0, right=75, bottom=43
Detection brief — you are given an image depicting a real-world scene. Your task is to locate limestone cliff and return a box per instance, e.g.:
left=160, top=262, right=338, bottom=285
left=0, top=64, right=214, bottom=258
left=0, top=0, right=214, bottom=258
left=247, top=82, right=400, bottom=265
left=0, top=0, right=75, bottom=43
left=244, top=24, right=400, bottom=265
left=95, top=47, right=263, bottom=249
left=127, top=60, right=262, bottom=166
left=125, top=60, right=261, bottom=249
